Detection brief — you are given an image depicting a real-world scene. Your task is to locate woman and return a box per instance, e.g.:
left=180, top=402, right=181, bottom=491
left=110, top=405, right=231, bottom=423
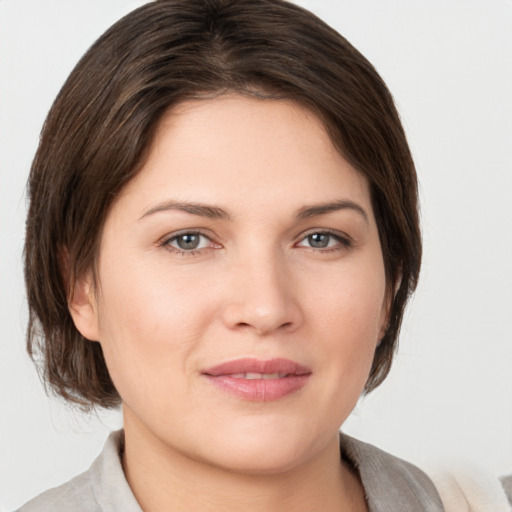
left=20, top=0, right=443, bottom=510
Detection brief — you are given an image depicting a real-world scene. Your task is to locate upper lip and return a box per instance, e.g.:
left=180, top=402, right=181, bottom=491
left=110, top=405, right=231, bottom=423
left=202, top=358, right=311, bottom=377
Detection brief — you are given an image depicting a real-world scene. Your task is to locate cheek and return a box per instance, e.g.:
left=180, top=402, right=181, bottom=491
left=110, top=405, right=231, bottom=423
left=306, top=256, right=387, bottom=341
left=93, top=256, right=219, bottom=404
left=304, top=257, right=387, bottom=385
left=97, top=248, right=214, bottom=335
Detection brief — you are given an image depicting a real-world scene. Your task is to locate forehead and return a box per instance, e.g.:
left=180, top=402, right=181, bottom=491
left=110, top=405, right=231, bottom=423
left=116, top=95, right=372, bottom=219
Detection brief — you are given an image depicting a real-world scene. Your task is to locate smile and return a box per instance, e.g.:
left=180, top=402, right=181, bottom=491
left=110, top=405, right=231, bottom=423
left=202, top=358, right=311, bottom=401
left=228, top=372, right=288, bottom=379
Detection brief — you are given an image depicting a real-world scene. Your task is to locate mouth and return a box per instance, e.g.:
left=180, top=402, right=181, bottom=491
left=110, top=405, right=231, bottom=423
left=225, top=372, right=290, bottom=379
left=202, top=358, right=311, bottom=402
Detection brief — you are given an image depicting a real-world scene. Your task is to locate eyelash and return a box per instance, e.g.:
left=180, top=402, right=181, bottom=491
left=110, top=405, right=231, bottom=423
left=295, top=229, right=353, bottom=252
left=160, top=229, right=353, bottom=257
left=160, top=230, right=217, bottom=257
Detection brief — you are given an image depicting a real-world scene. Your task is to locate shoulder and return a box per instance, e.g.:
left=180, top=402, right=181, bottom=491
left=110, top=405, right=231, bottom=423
left=429, top=469, right=511, bottom=512
left=16, top=430, right=141, bottom=512
left=16, top=469, right=98, bottom=512
left=340, top=433, right=445, bottom=511
left=502, top=473, right=512, bottom=506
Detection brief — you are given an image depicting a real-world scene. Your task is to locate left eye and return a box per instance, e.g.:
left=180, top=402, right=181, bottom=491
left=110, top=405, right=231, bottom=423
left=297, top=232, right=347, bottom=249
left=165, top=232, right=211, bottom=251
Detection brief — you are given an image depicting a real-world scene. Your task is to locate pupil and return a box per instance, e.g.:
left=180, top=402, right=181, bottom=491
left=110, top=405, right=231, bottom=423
left=309, top=233, right=329, bottom=248
left=177, top=234, right=199, bottom=250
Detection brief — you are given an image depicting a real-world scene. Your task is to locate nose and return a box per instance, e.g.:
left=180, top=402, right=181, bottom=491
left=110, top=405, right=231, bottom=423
left=220, top=250, right=303, bottom=336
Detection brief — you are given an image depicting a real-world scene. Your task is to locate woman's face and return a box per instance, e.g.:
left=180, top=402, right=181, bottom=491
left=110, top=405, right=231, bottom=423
left=74, top=95, right=388, bottom=474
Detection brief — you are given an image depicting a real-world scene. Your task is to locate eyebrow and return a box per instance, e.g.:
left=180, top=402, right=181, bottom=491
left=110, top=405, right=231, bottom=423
left=139, top=201, right=230, bottom=221
left=296, top=200, right=369, bottom=223
left=139, top=198, right=368, bottom=223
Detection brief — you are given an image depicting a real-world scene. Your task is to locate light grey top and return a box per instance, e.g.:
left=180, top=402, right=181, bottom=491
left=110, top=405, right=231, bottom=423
left=18, top=430, right=445, bottom=512
left=502, top=475, right=512, bottom=506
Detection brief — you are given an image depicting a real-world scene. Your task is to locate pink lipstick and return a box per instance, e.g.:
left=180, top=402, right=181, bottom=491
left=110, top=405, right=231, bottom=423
left=202, top=358, right=311, bottom=401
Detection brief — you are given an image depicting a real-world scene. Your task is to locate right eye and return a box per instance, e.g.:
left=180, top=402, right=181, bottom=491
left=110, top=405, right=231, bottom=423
left=162, top=231, right=216, bottom=255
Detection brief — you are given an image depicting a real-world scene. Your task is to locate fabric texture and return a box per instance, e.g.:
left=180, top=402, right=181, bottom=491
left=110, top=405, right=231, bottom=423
left=501, top=475, right=512, bottom=507
left=430, top=469, right=512, bottom=512
left=341, top=435, right=444, bottom=512
left=17, top=431, right=141, bottom=512
left=18, top=430, right=445, bottom=512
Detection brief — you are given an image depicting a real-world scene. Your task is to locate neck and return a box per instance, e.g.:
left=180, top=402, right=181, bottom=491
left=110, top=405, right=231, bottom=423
left=122, top=414, right=367, bottom=512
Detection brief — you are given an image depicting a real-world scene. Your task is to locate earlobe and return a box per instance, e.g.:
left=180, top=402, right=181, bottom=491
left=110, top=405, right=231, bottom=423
left=378, top=317, right=389, bottom=346
left=378, top=320, right=388, bottom=342
left=68, top=271, right=100, bottom=342
left=378, top=272, right=402, bottom=342
left=59, top=246, right=100, bottom=341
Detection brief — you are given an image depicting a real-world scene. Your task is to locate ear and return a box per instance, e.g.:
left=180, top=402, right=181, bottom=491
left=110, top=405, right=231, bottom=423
left=68, top=270, right=101, bottom=342
left=59, top=246, right=100, bottom=341
left=378, top=273, right=401, bottom=342
left=378, top=293, right=391, bottom=342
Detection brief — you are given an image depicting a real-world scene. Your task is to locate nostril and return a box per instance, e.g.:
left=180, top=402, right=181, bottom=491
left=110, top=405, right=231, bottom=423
left=221, top=295, right=303, bottom=335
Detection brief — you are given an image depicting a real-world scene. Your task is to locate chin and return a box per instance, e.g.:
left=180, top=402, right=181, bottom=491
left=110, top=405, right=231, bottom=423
left=196, top=423, right=324, bottom=475
left=209, top=445, right=307, bottom=475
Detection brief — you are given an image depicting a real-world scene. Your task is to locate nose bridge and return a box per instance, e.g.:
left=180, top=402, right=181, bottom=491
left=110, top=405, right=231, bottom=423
left=222, top=243, right=301, bottom=335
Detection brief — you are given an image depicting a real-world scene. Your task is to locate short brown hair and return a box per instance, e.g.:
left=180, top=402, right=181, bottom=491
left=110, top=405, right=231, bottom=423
left=25, top=0, right=421, bottom=409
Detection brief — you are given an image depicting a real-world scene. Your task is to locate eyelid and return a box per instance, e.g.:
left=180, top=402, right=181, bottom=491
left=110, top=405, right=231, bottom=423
left=295, top=228, right=353, bottom=249
left=160, top=229, right=221, bottom=255
left=158, top=228, right=353, bottom=255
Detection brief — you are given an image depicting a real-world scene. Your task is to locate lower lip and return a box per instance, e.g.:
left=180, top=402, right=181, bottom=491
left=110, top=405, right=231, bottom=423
left=204, top=374, right=310, bottom=401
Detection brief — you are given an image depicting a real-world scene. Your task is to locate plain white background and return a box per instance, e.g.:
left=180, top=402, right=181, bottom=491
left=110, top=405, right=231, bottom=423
left=1, top=0, right=511, bottom=509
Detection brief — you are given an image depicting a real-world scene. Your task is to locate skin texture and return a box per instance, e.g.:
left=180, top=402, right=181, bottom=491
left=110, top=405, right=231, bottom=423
left=70, top=95, right=387, bottom=511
